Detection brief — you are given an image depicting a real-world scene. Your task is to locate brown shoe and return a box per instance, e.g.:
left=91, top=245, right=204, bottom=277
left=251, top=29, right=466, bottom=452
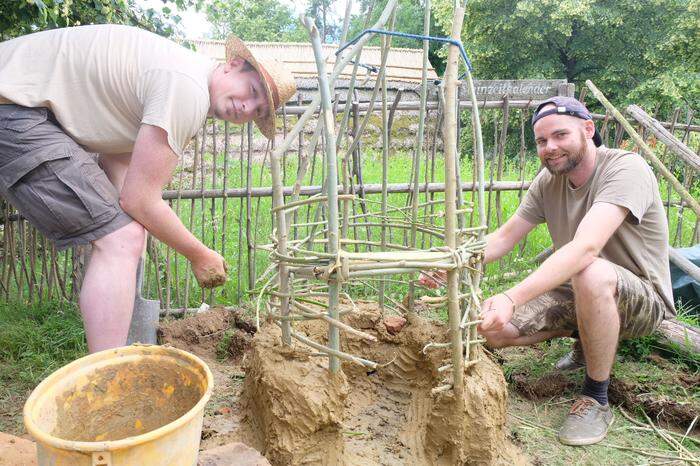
left=558, top=396, right=614, bottom=446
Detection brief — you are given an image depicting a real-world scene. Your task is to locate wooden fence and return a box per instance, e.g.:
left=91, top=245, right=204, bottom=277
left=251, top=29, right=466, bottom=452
left=0, top=92, right=698, bottom=311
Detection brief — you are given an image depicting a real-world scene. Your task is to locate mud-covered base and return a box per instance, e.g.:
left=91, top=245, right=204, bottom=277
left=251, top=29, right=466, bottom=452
left=241, top=301, right=526, bottom=465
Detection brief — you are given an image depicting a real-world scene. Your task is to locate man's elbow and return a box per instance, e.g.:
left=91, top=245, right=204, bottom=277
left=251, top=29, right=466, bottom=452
left=119, top=194, right=149, bottom=219
left=575, top=241, right=601, bottom=268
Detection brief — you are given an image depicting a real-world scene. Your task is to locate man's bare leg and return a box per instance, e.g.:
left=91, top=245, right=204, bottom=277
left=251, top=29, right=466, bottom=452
left=78, top=154, right=147, bottom=353
left=481, top=323, right=571, bottom=348
left=557, top=258, right=618, bottom=446
left=79, top=220, right=145, bottom=352
left=571, top=258, right=619, bottom=381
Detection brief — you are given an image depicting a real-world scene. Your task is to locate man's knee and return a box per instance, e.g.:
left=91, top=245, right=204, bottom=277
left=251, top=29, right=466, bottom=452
left=92, top=221, right=145, bottom=258
left=572, top=258, right=617, bottom=300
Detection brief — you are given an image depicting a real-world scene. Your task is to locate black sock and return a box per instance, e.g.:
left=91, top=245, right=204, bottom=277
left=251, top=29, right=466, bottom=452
left=581, top=374, right=610, bottom=406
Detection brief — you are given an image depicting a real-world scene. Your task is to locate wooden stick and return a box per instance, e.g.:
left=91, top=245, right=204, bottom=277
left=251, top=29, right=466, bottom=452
left=586, top=80, right=700, bottom=217
left=159, top=180, right=533, bottom=200
left=291, top=300, right=377, bottom=342
left=288, top=329, right=379, bottom=369
left=305, top=16, right=343, bottom=373
left=443, top=3, right=467, bottom=399
left=626, top=105, right=700, bottom=173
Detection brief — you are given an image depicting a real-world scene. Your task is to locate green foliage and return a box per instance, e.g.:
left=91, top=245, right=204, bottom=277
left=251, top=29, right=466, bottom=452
left=0, top=0, right=197, bottom=41
left=216, top=329, right=236, bottom=360
left=347, top=0, right=446, bottom=73
left=0, top=299, right=86, bottom=391
left=205, top=0, right=307, bottom=42
left=618, top=303, right=700, bottom=371
left=306, top=0, right=340, bottom=43
left=432, top=0, right=699, bottom=114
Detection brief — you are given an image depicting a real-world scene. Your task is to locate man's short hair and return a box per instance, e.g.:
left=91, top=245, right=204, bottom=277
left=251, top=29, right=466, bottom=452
left=532, top=96, right=602, bottom=147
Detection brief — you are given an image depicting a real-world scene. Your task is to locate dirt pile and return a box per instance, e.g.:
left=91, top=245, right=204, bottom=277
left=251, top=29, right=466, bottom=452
left=241, top=326, right=348, bottom=465
left=159, top=307, right=256, bottom=359
left=241, top=302, right=526, bottom=465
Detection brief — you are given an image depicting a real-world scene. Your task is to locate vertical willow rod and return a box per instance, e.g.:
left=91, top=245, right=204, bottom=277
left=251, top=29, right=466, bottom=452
left=270, top=146, right=292, bottom=342
left=463, top=33, right=487, bottom=364
left=246, top=123, right=256, bottom=290
left=305, top=16, right=342, bottom=373
left=443, top=4, right=467, bottom=397
left=379, top=31, right=389, bottom=309
left=267, top=0, right=398, bottom=169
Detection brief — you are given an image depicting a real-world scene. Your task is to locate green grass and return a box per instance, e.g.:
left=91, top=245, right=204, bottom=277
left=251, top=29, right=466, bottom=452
left=508, top=392, right=697, bottom=465
left=500, top=339, right=699, bottom=464
left=144, top=145, right=697, bottom=310
left=0, top=299, right=87, bottom=432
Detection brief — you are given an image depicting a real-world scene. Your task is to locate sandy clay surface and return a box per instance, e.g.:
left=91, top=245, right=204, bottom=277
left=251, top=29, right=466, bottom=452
left=160, top=303, right=528, bottom=465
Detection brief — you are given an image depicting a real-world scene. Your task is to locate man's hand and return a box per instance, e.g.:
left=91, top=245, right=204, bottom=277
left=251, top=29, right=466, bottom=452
left=191, top=249, right=228, bottom=288
left=478, top=293, right=515, bottom=333
left=418, top=270, right=447, bottom=289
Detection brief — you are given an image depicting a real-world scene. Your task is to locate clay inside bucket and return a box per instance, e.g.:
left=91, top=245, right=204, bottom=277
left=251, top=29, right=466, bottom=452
left=50, top=358, right=204, bottom=442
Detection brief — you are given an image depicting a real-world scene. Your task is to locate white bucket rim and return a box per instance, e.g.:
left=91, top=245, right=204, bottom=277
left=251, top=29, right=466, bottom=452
left=23, top=344, right=214, bottom=452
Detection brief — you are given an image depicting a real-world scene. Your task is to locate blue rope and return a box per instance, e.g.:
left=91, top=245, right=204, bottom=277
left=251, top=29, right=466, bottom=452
left=335, top=28, right=473, bottom=76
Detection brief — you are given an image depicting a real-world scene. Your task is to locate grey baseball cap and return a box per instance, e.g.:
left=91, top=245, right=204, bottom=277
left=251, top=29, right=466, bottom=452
left=531, top=96, right=602, bottom=147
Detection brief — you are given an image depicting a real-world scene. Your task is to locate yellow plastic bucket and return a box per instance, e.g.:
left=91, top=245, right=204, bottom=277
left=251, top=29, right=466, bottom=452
left=23, top=344, right=213, bottom=466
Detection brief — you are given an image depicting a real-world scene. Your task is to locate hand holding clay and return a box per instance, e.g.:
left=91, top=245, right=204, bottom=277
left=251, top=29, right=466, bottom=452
left=477, top=293, right=514, bottom=333
left=191, top=249, right=228, bottom=288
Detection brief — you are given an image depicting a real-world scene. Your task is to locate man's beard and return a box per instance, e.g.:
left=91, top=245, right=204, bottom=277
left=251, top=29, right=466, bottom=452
left=543, top=132, right=587, bottom=175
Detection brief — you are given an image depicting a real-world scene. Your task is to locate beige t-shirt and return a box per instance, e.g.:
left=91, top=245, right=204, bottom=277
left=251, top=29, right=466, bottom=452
left=517, top=146, right=675, bottom=318
left=0, top=25, right=216, bottom=157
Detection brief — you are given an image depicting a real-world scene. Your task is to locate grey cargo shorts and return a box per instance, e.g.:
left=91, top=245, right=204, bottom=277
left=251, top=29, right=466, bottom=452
left=0, top=104, right=133, bottom=250
left=510, top=262, right=667, bottom=340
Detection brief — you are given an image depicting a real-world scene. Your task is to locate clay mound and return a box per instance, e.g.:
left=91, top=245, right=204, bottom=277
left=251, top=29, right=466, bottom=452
left=241, top=302, right=527, bottom=465
left=158, top=307, right=256, bottom=359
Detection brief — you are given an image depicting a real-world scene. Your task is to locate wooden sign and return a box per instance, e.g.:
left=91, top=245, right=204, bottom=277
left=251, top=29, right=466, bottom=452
left=459, top=79, right=574, bottom=101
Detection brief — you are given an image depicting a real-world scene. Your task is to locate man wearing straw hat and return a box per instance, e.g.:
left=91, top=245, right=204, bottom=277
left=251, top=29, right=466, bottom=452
left=422, top=96, right=673, bottom=446
left=0, top=25, right=296, bottom=353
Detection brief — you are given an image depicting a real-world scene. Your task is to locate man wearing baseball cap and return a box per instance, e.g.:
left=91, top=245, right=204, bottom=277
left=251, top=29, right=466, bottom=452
left=422, top=96, right=673, bottom=445
left=0, top=25, right=296, bottom=353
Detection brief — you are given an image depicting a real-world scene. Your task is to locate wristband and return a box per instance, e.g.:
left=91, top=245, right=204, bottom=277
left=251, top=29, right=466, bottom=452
left=502, top=291, right=516, bottom=306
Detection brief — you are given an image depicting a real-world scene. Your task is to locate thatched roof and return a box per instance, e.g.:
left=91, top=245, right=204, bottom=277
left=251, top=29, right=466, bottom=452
left=190, top=39, right=438, bottom=83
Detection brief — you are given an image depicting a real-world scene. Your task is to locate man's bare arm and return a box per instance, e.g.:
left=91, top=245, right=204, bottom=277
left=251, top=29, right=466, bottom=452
left=480, top=202, right=628, bottom=331
left=418, top=214, right=535, bottom=288
left=484, top=214, right=537, bottom=264
left=119, top=124, right=226, bottom=287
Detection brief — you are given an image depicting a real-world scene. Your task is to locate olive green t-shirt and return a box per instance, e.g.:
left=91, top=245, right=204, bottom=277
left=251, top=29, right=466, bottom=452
left=0, top=24, right=215, bottom=157
left=516, top=146, right=675, bottom=318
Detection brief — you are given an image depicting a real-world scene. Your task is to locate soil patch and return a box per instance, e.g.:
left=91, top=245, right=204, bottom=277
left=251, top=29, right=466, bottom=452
left=609, top=378, right=700, bottom=430
left=500, top=343, right=699, bottom=432
left=159, top=307, right=256, bottom=359
left=511, top=372, right=576, bottom=400
left=239, top=302, right=527, bottom=465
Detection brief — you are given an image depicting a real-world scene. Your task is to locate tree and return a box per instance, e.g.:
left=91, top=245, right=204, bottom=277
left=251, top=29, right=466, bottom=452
left=0, top=0, right=194, bottom=41
left=347, top=0, right=447, bottom=73
left=432, top=0, right=699, bottom=113
left=205, top=0, right=307, bottom=42
left=306, top=0, right=339, bottom=43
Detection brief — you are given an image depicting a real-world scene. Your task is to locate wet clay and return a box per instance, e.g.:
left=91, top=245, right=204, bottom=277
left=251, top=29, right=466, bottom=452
left=52, top=359, right=204, bottom=442
left=198, top=268, right=227, bottom=288
left=241, top=301, right=527, bottom=465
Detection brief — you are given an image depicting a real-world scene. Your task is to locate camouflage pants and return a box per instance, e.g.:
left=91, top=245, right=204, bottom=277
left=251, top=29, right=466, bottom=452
left=510, top=262, right=666, bottom=340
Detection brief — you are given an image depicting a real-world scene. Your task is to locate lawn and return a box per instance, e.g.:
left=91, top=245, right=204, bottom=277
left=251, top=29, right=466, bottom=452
left=0, top=141, right=698, bottom=463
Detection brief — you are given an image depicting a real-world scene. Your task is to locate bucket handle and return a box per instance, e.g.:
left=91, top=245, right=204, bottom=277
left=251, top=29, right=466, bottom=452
left=92, top=452, right=112, bottom=466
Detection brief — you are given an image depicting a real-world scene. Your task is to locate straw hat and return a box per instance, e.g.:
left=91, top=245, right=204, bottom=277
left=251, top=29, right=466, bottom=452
left=225, top=35, right=296, bottom=139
